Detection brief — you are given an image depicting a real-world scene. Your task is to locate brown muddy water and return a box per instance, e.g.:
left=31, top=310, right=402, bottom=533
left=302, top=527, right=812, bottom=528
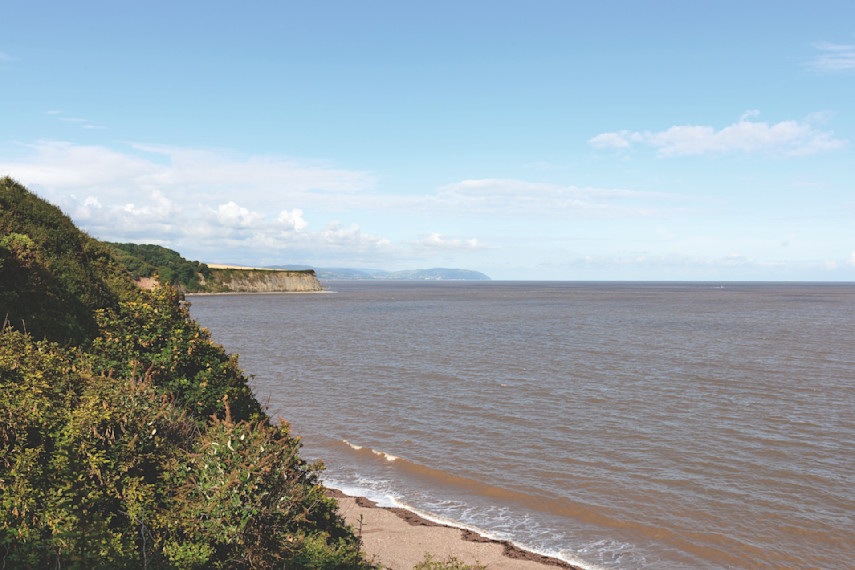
left=188, top=281, right=855, bottom=569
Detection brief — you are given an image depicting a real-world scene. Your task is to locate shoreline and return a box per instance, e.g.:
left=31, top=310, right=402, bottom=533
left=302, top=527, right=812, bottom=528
left=326, top=488, right=582, bottom=570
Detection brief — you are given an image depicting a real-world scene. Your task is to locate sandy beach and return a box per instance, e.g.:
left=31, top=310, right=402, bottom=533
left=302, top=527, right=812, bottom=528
left=328, top=489, right=580, bottom=570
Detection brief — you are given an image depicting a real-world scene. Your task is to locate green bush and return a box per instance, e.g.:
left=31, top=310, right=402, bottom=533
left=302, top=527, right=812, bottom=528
left=88, top=287, right=262, bottom=424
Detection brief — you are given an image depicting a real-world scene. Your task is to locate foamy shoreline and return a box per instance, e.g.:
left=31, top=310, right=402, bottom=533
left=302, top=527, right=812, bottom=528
left=326, top=487, right=582, bottom=569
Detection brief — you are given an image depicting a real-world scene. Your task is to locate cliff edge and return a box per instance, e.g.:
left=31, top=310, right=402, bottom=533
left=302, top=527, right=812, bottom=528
left=206, top=267, right=324, bottom=293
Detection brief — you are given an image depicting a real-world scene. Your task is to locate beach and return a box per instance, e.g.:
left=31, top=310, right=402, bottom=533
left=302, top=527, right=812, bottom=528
left=328, top=489, right=578, bottom=569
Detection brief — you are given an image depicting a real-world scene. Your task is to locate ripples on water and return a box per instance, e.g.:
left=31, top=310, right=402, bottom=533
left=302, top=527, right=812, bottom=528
left=189, top=282, right=855, bottom=569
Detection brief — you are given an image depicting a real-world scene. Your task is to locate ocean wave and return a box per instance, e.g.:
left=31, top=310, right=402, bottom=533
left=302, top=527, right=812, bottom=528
left=330, top=439, right=615, bottom=569
left=341, top=439, right=398, bottom=461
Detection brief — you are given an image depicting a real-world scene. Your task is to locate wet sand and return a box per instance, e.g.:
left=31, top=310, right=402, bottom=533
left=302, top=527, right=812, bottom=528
left=328, top=489, right=580, bottom=569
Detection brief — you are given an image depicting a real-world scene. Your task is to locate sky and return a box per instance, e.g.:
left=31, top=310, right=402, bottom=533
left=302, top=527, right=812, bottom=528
left=1, top=1, right=854, bottom=281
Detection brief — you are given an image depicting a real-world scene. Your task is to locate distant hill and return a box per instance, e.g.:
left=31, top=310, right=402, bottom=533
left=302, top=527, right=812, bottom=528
left=270, top=265, right=491, bottom=281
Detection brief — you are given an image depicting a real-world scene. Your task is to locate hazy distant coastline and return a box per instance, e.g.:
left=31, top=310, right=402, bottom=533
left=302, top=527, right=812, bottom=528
left=266, top=265, right=491, bottom=281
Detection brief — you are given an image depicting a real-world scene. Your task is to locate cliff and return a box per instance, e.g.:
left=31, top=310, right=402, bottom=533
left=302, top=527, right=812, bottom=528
left=206, top=268, right=324, bottom=293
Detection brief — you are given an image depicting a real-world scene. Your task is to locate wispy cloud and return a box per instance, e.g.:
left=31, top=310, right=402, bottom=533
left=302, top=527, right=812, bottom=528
left=433, top=179, right=676, bottom=218
left=1, top=141, right=376, bottom=206
left=589, top=113, right=847, bottom=157
left=0, top=52, right=18, bottom=63
left=49, top=111, right=107, bottom=130
left=806, top=41, right=855, bottom=73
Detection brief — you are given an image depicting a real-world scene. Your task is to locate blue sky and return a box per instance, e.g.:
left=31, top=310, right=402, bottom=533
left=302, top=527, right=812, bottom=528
left=2, top=1, right=854, bottom=280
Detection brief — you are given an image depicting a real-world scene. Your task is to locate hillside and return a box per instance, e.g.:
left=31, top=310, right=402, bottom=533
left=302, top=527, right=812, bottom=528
left=0, top=178, right=140, bottom=344
left=0, top=177, right=367, bottom=568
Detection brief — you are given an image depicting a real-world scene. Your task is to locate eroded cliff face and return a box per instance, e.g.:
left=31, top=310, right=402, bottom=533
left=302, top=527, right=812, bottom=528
left=208, top=269, right=324, bottom=293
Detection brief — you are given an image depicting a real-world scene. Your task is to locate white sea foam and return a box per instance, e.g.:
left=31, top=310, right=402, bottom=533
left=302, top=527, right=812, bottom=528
left=341, top=439, right=398, bottom=461
left=387, top=497, right=606, bottom=570
left=371, top=449, right=398, bottom=462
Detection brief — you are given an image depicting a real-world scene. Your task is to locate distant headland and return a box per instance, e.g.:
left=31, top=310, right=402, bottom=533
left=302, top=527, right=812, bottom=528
left=266, top=265, right=492, bottom=281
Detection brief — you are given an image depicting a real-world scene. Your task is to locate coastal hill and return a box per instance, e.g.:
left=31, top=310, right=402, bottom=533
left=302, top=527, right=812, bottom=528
left=108, top=243, right=324, bottom=293
left=0, top=177, right=368, bottom=567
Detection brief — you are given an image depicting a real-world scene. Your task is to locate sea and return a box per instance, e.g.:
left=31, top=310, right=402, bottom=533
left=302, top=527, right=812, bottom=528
left=187, top=281, right=855, bottom=569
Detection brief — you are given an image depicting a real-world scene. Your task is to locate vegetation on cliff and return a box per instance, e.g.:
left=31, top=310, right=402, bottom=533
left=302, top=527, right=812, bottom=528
left=108, top=242, right=214, bottom=291
left=0, top=177, right=367, bottom=568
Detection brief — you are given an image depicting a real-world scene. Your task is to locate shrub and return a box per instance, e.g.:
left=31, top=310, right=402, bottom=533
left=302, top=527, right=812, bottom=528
left=88, top=287, right=262, bottom=424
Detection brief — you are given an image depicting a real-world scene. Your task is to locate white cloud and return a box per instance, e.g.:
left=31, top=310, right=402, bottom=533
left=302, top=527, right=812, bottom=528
left=49, top=112, right=107, bottom=130
left=119, top=190, right=180, bottom=222
left=212, top=201, right=265, bottom=228
left=0, top=141, right=375, bottom=206
left=321, top=222, right=391, bottom=251
left=73, top=196, right=102, bottom=219
left=277, top=209, right=307, bottom=231
left=589, top=132, right=632, bottom=149
left=414, top=233, right=491, bottom=251
left=434, top=178, right=673, bottom=217
left=589, top=114, right=847, bottom=156
left=806, top=42, right=855, bottom=73
left=70, top=190, right=184, bottom=242
left=0, top=52, right=17, bottom=62
left=2, top=141, right=157, bottom=191
left=128, top=144, right=375, bottom=197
